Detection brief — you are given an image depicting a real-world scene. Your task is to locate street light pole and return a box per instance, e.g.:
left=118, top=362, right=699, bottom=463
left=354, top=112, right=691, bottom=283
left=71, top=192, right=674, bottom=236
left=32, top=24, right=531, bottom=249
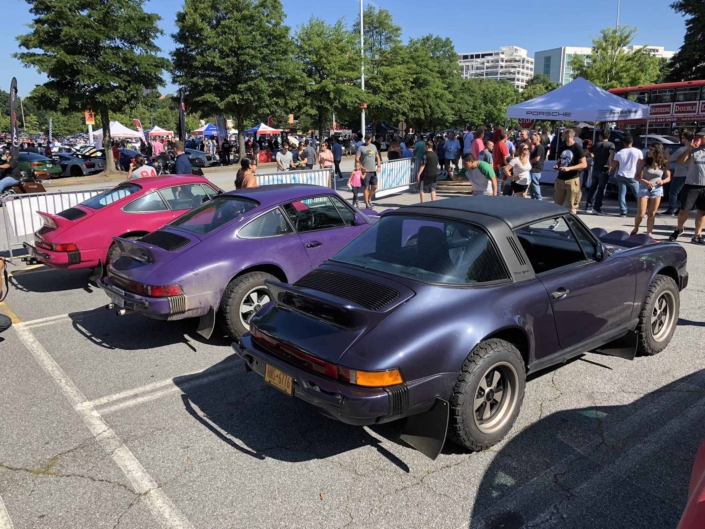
left=360, top=0, right=365, bottom=136
left=616, top=0, right=620, bottom=27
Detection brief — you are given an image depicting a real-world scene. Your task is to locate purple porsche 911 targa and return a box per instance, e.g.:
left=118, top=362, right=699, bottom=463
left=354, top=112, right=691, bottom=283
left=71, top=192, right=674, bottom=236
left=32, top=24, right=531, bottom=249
left=234, top=196, right=688, bottom=459
left=97, top=185, right=378, bottom=339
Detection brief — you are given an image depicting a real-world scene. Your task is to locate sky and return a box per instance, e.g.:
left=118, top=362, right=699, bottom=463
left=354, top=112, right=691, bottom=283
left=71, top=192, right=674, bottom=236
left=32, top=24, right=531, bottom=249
left=0, top=0, right=687, bottom=97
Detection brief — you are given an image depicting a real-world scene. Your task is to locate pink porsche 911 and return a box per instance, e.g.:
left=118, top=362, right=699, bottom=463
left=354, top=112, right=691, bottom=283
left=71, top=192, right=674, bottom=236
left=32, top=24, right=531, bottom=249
left=23, top=176, right=220, bottom=269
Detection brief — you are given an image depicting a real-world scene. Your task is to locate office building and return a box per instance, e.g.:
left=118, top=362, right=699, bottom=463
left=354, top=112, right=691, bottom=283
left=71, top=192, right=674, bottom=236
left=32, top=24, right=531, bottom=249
left=457, top=46, right=535, bottom=91
left=535, top=45, right=677, bottom=85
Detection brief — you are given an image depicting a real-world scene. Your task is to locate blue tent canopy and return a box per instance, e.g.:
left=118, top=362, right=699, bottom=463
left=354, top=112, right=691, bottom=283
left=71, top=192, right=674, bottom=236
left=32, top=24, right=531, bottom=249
left=191, top=123, right=217, bottom=136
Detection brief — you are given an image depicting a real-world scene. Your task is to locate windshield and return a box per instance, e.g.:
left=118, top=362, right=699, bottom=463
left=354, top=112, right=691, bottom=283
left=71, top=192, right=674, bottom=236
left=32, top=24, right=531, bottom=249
left=169, top=196, right=259, bottom=234
left=333, top=215, right=508, bottom=285
left=82, top=184, right=141, bottom=210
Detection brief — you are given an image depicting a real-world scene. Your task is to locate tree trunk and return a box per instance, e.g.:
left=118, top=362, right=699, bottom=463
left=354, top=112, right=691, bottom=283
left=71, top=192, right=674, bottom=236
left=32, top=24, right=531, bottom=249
left=236, top=114, right=245, bottom=163
left=100, top=107, right=115, bottom=173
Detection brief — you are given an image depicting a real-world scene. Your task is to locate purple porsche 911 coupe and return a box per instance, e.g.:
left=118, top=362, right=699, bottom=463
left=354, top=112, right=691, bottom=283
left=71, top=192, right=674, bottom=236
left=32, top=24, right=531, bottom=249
left=97, top=185, right=378, bottom=339
left=234, top=196, right=688, bottom=459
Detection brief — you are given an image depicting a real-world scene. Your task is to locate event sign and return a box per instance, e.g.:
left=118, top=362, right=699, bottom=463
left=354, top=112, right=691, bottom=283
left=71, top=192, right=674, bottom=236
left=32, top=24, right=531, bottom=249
left=84, top=110, right=95, bottom=125
left=133, top=119, right=146, bottom=142
left=10, top=77, right=19, bottom=158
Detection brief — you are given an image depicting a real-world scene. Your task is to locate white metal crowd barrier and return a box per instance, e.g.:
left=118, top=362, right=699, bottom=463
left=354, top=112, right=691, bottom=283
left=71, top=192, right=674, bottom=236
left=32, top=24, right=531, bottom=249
left=1, top=188, right=109, bottom=261
left=256, top=168, right=333, bottom=188
left=376, top=159, right=414, bottom=198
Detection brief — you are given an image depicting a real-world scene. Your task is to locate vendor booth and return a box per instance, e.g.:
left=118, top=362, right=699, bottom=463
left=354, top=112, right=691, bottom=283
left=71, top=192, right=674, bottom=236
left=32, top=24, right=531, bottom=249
left=506, top=78, right=650, bottom=185
left=147, top=125, right=173, bottom=137
left=246, top=123, right=283, bottom=163
left=93, top=121, right=141, bottom=138
left=190, top=123, right=217, bottom=136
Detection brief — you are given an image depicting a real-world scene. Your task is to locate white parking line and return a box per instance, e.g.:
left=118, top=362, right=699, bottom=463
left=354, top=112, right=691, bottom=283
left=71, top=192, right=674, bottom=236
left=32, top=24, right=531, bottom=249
left=20, top=313, right=71, bottom=329
left=0, top=495, right=14, bottom=529
left=13, top=323, right=194, bottom=529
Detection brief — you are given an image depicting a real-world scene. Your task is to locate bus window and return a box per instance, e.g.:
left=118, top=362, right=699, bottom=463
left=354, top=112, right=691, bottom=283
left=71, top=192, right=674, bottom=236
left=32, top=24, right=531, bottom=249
left=651, top=89, right=674, bottom=103
left=676, top=87, right=700, bottom=102
left=628, top=91, right=650, bottom=104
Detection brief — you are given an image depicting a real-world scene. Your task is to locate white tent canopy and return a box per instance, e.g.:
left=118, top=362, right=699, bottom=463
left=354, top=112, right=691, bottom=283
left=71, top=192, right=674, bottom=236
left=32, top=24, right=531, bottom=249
left=506, top=78, right=650, bottom=122
left=148, top=125, right=173, bottom=137
left=93, top=121, right=141, bottom=138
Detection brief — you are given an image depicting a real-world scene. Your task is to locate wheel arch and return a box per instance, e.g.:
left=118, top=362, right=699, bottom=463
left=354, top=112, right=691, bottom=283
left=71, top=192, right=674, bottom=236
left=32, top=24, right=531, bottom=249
left=229, top=263, right=288, bottom=285
left=482, top=326, right=531, bottom=369
left=654, top=265, right=678, bottom=285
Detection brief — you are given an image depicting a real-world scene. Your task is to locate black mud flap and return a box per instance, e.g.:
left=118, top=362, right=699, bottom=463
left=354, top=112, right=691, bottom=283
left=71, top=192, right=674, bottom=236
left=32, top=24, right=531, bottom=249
left=88, top=260, right=104, bottom=286
left=592, top=330, right=638, bottom=360
left=196, top=308, right=216, bottom=340
left=400, top=398, right=449, bottom=460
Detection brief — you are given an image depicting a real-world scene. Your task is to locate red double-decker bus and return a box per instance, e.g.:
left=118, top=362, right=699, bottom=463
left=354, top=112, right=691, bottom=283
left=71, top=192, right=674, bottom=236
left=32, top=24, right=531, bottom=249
left=609, top=80, right=705, bottom=136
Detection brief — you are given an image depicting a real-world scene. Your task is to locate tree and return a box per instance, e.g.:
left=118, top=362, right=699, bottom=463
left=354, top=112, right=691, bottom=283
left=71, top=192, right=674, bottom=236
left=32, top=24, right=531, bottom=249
left=294, top=18, right=363, bottom=143
left=521, top=74, right=560, bottom=101
left=570, top=26, right=661, bottom=89
left=172, top=0, right=295, bottom=155
left=667, top=0, right=705, bottom=81
left=15, top=0, right=170, bottom=171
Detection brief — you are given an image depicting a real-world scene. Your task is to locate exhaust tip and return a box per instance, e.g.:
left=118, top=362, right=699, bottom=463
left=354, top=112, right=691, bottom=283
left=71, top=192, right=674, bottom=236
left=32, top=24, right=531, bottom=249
left=116, top=309, right=127, bottom=316
left=106, top=303, right=115, bottom=310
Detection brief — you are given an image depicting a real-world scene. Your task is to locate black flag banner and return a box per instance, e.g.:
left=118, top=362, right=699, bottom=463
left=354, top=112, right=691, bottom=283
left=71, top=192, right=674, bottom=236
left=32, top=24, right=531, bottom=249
left=10, top=77, right=19, bottom=158
left=179, top=91, right=186, bottom=141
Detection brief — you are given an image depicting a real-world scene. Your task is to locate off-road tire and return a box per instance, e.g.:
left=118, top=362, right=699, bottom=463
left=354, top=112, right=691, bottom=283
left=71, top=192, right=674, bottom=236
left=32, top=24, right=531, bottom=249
left=636, top=275, right=680, bottom=356
left=449, top=339, right=526, bottom=451
left=106, top=235, right=142, bottom=265
left=219, top=272, right=276, bottom=339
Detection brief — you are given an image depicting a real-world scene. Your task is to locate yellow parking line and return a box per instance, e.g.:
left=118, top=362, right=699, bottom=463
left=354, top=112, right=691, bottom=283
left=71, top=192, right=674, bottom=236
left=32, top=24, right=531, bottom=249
left=0, top=302, right=21, bottom=324
left=7, top=264, right=48, bottom=278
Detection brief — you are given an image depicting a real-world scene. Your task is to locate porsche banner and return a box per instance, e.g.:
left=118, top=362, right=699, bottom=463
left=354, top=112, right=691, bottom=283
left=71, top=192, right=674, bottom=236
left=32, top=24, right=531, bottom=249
left=10, top=77, right=19, bottom=158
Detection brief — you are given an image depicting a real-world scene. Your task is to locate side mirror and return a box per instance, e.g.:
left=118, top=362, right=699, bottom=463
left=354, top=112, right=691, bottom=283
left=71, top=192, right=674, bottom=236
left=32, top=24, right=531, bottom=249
left=353, top=212, right=366, bottom=226
left=595, top=243, right=607, bottom=262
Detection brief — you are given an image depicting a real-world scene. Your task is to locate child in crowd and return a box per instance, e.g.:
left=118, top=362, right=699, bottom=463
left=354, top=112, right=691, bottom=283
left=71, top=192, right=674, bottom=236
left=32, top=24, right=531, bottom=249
left=348, top=161, right=365, bottom=208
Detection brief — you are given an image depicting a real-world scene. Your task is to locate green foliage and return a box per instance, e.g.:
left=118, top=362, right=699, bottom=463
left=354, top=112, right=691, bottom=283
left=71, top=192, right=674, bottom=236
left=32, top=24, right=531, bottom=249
left=172, top=0, right=295, bottom=153
left=15, top=0, right=170, bottom=167
left=452, top=78, right=519, bottom=129
left=521, top=75, right=560, bottom=101
left=294, top=18, right=363, bottom=141
left=667, top=0, right=705, bottom=81
left=570, top=26, right=661, bottom=89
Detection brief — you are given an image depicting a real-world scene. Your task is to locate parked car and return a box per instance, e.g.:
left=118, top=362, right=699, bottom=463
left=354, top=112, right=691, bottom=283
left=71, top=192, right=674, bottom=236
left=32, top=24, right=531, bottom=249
left=18, top=152, right=62, bottom=178
left=98, top=185, right=379, bottom=339
left=23, top=176, right=220, bottom=270
left=117, top=149, right=143, bottom=171
left=51, top=153, right=106, bottom=177
left=678, top=438, right=705, bottom=529
left=234, top=197, right=688, bottom=459
left=185, top=148, right=217, bottom=167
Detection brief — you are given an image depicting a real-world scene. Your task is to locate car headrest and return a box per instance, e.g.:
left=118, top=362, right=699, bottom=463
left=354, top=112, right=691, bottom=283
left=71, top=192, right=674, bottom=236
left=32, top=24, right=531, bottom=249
left=591, top=227, right=608, bottom=239
left=605, top=230, right=630, bottom=241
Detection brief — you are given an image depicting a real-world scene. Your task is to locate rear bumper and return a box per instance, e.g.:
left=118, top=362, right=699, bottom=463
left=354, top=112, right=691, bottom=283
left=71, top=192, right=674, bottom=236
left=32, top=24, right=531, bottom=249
left=680, top=271, right=689, bottom=291
left=22, top=242, right=98, bottom=269
left=234, top=335, right=456, bottom=426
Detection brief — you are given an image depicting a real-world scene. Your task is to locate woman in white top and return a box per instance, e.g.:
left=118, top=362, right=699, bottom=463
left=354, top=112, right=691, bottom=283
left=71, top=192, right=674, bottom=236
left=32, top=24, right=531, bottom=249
left=632, top=144, right=671, bottom=236
left=128, top=155, right=157, bottom=180
left=504, top=144, right=532, bottom=198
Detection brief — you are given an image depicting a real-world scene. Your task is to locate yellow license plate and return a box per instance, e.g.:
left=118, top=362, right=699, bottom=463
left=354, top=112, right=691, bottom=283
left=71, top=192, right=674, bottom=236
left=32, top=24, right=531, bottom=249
left=264, top=364, right=293, bottom=396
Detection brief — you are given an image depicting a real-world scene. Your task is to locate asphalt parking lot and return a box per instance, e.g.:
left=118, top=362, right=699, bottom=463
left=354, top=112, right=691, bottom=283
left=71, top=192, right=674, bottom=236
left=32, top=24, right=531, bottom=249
left=1, top=187, right=705, bottom=529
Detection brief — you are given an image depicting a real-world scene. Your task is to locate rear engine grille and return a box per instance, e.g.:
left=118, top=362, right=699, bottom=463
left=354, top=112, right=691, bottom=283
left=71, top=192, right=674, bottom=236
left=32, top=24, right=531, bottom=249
left=294, top=270, right=399, bottom=311
left=58, top=208, right=87, bottom=221
left=168, top=295, right=187, bottom=314
left=139, top=230, right=190, bottom=252
left=385, top=384, right=409, bottom=416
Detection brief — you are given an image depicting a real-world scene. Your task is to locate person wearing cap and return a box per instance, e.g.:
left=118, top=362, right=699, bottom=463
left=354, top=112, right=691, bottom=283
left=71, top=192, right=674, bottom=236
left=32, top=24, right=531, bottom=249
left=671, top=129, right=705, bottom=245
left=300, top=139, right=316, bottom=170
left=355, top=134, right=381, bottom=208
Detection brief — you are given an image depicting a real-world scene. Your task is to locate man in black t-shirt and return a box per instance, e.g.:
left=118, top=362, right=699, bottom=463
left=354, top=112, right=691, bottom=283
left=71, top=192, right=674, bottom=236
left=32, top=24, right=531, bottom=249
left=584, top=129, right=615, bottom=214
left=553, top=129, right=587, bottom=214
left=417, top=141, right=439, bottom=203
left=529, top=133, right=545, bottom=201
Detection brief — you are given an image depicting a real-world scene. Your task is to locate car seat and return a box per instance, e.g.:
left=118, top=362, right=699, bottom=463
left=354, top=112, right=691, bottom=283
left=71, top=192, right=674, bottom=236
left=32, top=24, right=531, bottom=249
left=415, top=226, right=453, bottom=275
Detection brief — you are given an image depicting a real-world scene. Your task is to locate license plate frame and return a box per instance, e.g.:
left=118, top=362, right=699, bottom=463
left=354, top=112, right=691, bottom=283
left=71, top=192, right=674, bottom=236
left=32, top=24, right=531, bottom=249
left=264, top=364, right=293, bottom=396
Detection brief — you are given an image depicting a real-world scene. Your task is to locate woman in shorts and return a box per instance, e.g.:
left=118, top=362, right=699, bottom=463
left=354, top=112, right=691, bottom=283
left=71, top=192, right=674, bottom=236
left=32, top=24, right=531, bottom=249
left=504, top=144, right=532, bottom=198
left=632, top=144, right=671, bottom=236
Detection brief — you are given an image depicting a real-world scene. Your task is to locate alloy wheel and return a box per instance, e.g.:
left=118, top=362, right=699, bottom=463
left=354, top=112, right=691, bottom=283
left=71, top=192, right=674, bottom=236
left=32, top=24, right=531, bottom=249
left=472, top=362, right=520, bottom=434
left=239, top=287, right=271, bottom=330
left=651, top=290, right=676, bottom=343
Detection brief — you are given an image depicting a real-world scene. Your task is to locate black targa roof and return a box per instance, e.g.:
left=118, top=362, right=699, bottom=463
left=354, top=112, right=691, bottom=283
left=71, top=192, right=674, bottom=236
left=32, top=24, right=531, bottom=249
left=389, top=196, right=569, bottom=229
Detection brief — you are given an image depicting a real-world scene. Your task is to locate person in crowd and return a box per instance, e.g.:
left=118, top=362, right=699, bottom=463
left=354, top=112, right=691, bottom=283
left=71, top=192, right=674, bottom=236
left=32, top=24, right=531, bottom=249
left=581, top=139, right=594, bottom=190
left=235, top=158, right=257, bottom=189
left=300, top=139, right=316, bottom=170
left=413, top=135, right=426, bottom=174
left=331, top=137, right=343, bottom=177
left=292, top=142, right=305, bottom=168
left=573, top=127, right=584, bottom=146
left=128, top=155, right=157, bottom=180
left=553, top=129, right=587, bottom=214
left=493, top=131, right=511, bottom=194
left=275, top=142, right=295, bottom=172
left=479, top=141, right=494, bottom=165
left=152, top=137, right=164, bottom=156
left=0, top=151, right=21, bottom=198
left=220, top=136, right=231, bottom=165
left=528, top=133, right=546, bottom=201
left=443, top=132, right=461, bottom=173
left=505, top=134, right=516, bottom=158
left=471, top=127, right=485, bottom=160
left=435, top=136, right=445, bottom=170
left=112, top=142, right=121, bottom=170
left=453, top=153, right=497, bottom=196
left=319, top=141, right=334, bottom=171
left=347, top=161, right=364, bottom=208
left=584, top=130, right=615, bottom=214
left=463, top=125, right=474, bottom=155
left=387, top=139, right=401, bottom=161
left=671, top=129, right=705, bottom=245
left=417, top=141, right=439, bottom=203
left=664, top=131, right=694, bottom=216
left=401, top=142, right=413, bottom=158
left=610, top=134, right=643, bottom=217
left=139, top=139, right=147, bottom=155
left=44, top=143, right=52, bottom=157
left=356, top=134, right=381, bottom=208
left=173, top=141, right=192, bottom=175
left=505, top=143, right=532, bottom=198
left=145, top=140, right=153, bottom=157
left=515, top=129, right=530, bottom=153
left=632, top=144, right=671, bottom=236
left=372, top=135, right=382, bottom=152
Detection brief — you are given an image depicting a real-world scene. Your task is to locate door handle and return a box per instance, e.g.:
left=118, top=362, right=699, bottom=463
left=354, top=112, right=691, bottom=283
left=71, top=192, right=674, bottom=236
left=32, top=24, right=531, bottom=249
left=306, top=241, right=322, bottom=248
left=552, top=289, right=569, bottom=299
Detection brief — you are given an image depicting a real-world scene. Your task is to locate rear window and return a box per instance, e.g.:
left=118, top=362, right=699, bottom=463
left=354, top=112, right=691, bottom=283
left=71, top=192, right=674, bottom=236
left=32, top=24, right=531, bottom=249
left=333, top=215, right=508, bottom=285
left=82, top=184, right=141, bottom=210
left=170, top=196, right=259, bottom=234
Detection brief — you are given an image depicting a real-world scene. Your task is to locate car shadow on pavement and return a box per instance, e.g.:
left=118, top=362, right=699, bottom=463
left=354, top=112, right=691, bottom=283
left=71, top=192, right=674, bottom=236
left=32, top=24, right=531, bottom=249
left=678, top=318, right=705, bottom=328
left=10, top=267, right=94, bottom=293
left=68, top=308, right=232, bottom=351
left=173, top=355, right=411, bottom=472
left=467, top=368, right=705, bottom=529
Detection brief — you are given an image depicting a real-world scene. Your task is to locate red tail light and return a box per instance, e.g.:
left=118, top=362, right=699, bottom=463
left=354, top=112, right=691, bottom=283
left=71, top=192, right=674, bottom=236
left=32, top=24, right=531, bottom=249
left=29, top=162, right=43, bottom=167
left=36, top=241, right=78, bottom=252
left=84, top=162, right=95, bottom=168
left=107, top=271, right=183, bottom=298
